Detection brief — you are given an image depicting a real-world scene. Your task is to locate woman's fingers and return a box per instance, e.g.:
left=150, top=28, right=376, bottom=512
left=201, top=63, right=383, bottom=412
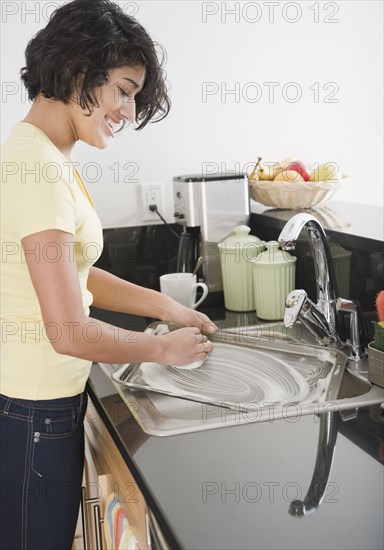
left=162, top=327, right=213, bottom=366
left=198, top=338, right=213, bottom=356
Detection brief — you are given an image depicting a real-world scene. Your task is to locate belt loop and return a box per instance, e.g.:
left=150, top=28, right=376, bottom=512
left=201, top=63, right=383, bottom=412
left=3, top=398, right=13, bottom=415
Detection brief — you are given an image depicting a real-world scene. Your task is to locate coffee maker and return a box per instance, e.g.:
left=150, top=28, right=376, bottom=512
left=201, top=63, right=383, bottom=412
left=173, top=173, right=250, bottom=293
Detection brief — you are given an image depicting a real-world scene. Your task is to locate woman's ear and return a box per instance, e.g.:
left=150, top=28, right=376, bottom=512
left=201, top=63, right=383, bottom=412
left=70, top=71, right=97, bottom=113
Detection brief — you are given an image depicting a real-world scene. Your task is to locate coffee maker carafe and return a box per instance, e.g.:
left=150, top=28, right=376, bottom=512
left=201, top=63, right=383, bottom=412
left=173, top=173, right=250, bottom=293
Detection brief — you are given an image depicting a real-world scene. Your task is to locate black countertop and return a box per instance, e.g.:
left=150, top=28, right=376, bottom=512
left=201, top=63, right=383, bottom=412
left=86, top=310, right=384, bottom=550
left=88, top=201, right=384, bottom=549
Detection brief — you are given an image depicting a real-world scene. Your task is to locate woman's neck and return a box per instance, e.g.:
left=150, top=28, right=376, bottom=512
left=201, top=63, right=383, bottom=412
left=23, top=96, right=77, bottom=160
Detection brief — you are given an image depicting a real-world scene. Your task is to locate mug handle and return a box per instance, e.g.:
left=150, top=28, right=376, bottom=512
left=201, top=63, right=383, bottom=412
left=192, top=282, right=209, bottom=309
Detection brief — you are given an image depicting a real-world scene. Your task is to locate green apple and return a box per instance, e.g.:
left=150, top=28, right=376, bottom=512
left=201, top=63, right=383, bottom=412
left=309, top=162, right=342, bottom=182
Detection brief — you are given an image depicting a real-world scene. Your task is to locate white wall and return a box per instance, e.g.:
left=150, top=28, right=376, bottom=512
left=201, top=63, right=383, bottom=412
left=1, top=1, right=383, bottom=228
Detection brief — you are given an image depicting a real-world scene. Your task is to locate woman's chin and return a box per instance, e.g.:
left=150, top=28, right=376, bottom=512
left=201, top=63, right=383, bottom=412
left=96, top=141, right=109, bottom=149
left=88, top=136, right=110, bottom=149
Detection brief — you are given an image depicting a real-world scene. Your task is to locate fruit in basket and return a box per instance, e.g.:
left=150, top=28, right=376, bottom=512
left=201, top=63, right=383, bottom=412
left=258, top=156, right=299, bottom=181
left=280, top=156, right=298, bottom=168
left=252, top=157, right=343, bottom=184
left=258, top=161, right=282, bottom=181
left=274, top=169, right=305, bottom=183
left=247, top=157, right=263, bottom=182
left=309, top=162, right=342, bottom=182
left=284, top=161, right=310, bottom=181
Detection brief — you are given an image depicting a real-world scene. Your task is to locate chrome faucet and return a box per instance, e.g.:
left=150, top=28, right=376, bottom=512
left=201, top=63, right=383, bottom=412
left=278, top=213, right=366, bottom=359
left=289, top=410, right=338, bottom=517
left=278, top=213, right=342, bottom=347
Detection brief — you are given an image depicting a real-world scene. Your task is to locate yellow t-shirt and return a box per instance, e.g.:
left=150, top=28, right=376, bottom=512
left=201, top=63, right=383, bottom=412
left=1, top=122, right=103, bottom=399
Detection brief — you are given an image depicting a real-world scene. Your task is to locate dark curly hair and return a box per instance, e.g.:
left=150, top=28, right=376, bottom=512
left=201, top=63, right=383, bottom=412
left=20, top=0, right=170, bottom=129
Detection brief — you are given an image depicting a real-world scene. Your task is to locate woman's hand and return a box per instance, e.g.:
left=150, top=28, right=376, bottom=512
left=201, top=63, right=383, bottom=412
left=158, top=298, right=218, bottom=366
left=159, top=327, right=213, bottom=367
left=163, top=300, right=218, bottom=336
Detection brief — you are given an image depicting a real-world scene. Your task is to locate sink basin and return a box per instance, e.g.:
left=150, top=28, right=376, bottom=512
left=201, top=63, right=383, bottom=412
left=338, top=369, right=372, bottom=399
left=105, top=322, right=384, bottom=436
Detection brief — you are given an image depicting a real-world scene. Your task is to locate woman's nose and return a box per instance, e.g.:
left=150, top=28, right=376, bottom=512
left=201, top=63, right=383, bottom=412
left=119, top=99, right=136, bottom=122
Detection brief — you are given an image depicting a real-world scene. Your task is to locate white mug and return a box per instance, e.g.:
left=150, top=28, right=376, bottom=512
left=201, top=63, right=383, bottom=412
left=159, top=273, right=208, bottom=309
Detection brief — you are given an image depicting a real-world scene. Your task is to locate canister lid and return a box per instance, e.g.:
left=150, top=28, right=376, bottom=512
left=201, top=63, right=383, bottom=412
left=251, top=240, right=296, bottom=264
left=218, top=225, right=263, bottom=249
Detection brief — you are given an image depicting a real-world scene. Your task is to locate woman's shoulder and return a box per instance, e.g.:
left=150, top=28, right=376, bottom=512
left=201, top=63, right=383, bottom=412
left=2, top=122, right=67, bottom=164
left=2, top=122, right=77, bottom=186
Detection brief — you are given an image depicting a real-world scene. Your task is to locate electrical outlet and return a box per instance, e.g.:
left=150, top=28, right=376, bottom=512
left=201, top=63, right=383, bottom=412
left=141, top=182, right=164, bottom=221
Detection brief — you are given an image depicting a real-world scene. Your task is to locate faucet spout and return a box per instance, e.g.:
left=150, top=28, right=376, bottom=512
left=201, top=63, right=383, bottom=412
left=279, top=213, right=339, bottom=305
left=278, top=213, right=342, bottom=345
left=288, top=411, right=339, bottom=517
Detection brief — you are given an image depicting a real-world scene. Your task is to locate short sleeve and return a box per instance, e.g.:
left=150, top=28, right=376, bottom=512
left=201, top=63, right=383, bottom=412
left=3, top=147, right=77, bottom=240
left=13, top=176, right=76, bottom=240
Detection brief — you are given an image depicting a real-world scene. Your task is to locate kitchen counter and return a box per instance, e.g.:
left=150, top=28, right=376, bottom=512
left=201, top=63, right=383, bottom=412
left=86, top=310, right=384, bottom=550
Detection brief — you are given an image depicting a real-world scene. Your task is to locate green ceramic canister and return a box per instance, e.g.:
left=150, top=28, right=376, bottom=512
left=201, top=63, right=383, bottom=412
left=251, top=241, right=296, bottom=321
left=218, top=225, right=265, bottom=312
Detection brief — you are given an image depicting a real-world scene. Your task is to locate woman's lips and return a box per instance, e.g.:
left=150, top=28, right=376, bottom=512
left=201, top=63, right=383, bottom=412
left=104, top=116, right=117, bottom=137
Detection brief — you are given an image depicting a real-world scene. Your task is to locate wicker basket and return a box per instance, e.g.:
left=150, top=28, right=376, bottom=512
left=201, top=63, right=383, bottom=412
left=368, top=343, right=384, bottom=388
left=249, top=176, right=349, bottom=210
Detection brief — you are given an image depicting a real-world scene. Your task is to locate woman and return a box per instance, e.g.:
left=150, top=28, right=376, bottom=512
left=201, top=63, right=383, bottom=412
left=0, top=1, right=217, bottom=548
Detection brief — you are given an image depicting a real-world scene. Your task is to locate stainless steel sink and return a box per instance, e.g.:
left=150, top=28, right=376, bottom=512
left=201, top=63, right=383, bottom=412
left=338, top=369, right=372, bottom=399
left=104, top=322, right=384, bottom=436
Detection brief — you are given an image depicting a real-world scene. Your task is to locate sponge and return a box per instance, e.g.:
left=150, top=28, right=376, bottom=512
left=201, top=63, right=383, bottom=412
left=170, top=358, right=205, bottom=370
left=373, top=291, right=384, bottom=351
left=376, top=290, right=384, bottom=325
left=170, top=343, right=211, bottom=369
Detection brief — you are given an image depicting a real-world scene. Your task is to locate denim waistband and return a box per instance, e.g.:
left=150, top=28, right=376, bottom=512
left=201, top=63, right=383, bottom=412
left=0, top=392, right=84, bottom=410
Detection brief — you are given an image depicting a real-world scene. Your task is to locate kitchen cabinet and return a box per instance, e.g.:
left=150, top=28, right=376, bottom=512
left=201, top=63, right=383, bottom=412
left=80, top=399, right=151, bottom=549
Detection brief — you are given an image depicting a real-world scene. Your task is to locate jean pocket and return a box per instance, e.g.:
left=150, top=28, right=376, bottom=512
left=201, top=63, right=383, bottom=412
left=34, top=406, right=80, bottom=438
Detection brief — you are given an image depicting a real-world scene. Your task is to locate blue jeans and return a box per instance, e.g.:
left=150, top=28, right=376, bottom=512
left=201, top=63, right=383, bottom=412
left=0, top=391, right=87, bottom=550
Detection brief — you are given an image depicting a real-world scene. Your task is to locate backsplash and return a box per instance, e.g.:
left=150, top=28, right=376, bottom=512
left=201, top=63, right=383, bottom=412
left=249, top=205, right=383, bottom=315
left=94, top=201, right=383, bottom=341
left=95, top=224, right=182, bottom=291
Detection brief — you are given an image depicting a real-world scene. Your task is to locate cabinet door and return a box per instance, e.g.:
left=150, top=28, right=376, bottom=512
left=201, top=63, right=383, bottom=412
left=85, top=401, right=151, bottom=549
left=79, top=434, right=105, bottom=549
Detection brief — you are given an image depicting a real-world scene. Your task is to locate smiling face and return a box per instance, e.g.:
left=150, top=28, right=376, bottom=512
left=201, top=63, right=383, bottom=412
left=70, top=65, right=146, bottom=148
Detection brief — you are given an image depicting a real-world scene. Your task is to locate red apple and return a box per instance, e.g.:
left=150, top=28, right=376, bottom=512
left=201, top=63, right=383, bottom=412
left=284, top=161, right=310, bottom=181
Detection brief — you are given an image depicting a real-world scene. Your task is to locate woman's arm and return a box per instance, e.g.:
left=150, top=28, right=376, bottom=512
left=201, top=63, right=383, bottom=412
left=88, top=266, right=217, bottom=334
left=22, top=229, right=214, bottom=365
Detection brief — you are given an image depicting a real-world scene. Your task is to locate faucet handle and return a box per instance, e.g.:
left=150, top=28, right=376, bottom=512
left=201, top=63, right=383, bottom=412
left=284, top=290, right=307, bottom=327
left=284, top=289, right=335, bottom=345
left=336, top=298, right=367, bottom=360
